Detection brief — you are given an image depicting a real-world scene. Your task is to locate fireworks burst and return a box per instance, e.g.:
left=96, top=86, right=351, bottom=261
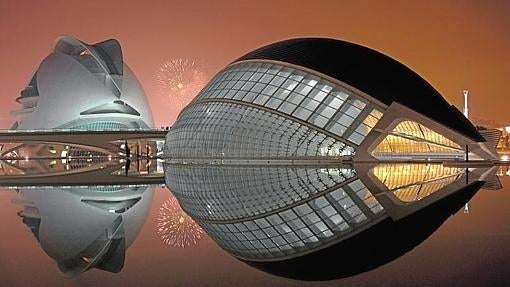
left=156, top=195, right=204, bottom=248
left=155, top=58, right=208, bottom=108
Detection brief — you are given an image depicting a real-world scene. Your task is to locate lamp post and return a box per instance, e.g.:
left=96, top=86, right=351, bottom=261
left=463, top=90, right=470, bottom=214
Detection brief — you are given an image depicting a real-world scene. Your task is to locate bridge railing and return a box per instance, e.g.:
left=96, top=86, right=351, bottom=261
left=0, top=128, right=169, bottom=133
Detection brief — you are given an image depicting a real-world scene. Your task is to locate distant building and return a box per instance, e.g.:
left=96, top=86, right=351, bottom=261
left=12, top=36, right=154, bottom=130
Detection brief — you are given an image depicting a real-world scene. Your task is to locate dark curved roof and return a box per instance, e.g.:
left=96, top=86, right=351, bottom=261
left=235, top=38, right=484, bottom=142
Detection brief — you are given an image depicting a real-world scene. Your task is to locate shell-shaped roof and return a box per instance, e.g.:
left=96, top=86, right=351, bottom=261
left=14, top=35, right=154, bottom=130
left=236, top=38, right=483, bottom=142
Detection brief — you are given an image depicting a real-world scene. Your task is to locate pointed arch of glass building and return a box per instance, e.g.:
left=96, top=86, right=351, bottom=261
left=165, top=57, right=497, bottom=161
left=165, top=60, right=388, bottom=160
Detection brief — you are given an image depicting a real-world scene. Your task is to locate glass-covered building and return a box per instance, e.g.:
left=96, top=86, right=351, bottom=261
left=165, top=38, right=497, bottom=162
left=12, top=36, right=154, bottom=130
left=163, top=38, right=498, bottom=278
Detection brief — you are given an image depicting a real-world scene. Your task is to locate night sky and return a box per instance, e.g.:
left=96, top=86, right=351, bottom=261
left=1, top=2, right=510, bottom=285
left=1, top=0, right=509, bottom=128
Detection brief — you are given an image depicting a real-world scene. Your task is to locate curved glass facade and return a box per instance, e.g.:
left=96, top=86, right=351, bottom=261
left=371, top=120, right=465, bottom=159
left=165, top=61, right=384, bottom=159
left=59, top=121, right=130, bottom=130
left=163, top=43, right=498, bottom=265
left=167, top=102, right=351, bottom=158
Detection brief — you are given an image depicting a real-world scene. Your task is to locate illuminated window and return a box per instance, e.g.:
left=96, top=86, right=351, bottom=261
left=372, top=120, right=463, bottom=159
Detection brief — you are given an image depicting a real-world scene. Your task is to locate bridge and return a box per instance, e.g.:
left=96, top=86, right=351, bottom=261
left=0, top=129, right=168, bottom=186
left=0, top=129, right=168, bottom=153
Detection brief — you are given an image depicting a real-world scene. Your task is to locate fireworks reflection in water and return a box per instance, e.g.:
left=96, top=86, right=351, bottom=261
left=156, top=194, right=204, bottom=248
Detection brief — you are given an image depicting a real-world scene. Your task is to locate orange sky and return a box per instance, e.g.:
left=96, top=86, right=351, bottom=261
left=1, top=0, right=509, bottom=127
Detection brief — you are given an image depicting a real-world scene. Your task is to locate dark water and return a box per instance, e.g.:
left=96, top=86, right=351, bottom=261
left=0, top=170, right=509, bottom=286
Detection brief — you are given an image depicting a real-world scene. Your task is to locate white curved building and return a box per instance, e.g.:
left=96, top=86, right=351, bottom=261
left=12, top=36, right=154, bottom=130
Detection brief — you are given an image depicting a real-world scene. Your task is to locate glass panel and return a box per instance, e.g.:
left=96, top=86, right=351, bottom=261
left=372, top=120, right=464, bottom=160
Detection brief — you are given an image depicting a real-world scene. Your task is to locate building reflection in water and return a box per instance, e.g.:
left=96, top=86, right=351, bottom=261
left=164, top=162, right=494, bottom=280
left=12, top=185, right=154, bottom=277
left=0, top=159, right=499, bottom=280
left=0, top=139, right=164, bottom=179
left=370, top=164, right=465, bottom=202
left=0, top=142, right=119, bottom=176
